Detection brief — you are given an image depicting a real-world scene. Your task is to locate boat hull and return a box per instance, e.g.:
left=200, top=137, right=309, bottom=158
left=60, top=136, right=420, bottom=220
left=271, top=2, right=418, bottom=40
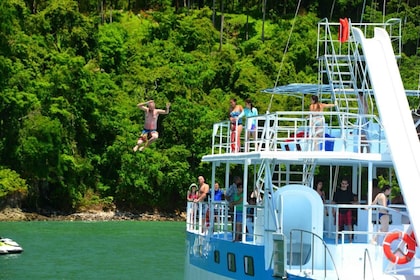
left=185, top=231, right=275, bottom=279
left=0, top=238, right=24, bottom=254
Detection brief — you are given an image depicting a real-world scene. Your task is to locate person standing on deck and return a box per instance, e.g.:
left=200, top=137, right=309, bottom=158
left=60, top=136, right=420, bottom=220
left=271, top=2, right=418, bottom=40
left=370, top=185, right=392, bottom=244
left=314, top=180, right=326, bottom=203
left=230, top=184, right=244, bottom=241
left=314, top=180, right=328, bottom=216
left=332, top=178, right=357, bottom=243
left=133, top=100, right=170, bottom=152
left=213, top=182, right=223, bottom=201
left=194, top=176, right=210, bottom=231
left=239, top=98, right=259, bottom=152
left=246, top=196, right=257, bottom=236
left=187, top=184, right=198, bottom=202
left=309, top=95, right=335, bottom=150
left=213, top=182, right=223, bottom=230
left=229, top=98, right=244, bottom=152
left=186, top=183, right=198, bottom=229
left=225, top=176, right=241, bottom=203
left=194, top=176, right=210, bottom=203
left=309, top=95, right=336, bottom=114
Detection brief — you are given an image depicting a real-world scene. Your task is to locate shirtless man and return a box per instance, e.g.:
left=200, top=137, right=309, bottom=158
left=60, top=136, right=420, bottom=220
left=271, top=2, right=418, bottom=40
left=194, top=176, right=210, bottom=203
left=194, top=176, right=210, bottom=231
left=133, top=100, right=170, bottom=152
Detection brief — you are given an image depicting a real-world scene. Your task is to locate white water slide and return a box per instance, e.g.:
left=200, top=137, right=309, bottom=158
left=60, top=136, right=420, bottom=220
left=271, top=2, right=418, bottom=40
left=352, top=27, right=420, bottom=240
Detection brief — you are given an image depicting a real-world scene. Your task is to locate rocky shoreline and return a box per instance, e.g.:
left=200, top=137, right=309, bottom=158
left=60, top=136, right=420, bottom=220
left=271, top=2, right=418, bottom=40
left=0, top=207, right=186, bottom=222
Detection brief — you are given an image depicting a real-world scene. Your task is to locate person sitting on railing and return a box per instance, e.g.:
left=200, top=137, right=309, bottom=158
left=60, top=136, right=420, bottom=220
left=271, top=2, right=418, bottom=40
left=370, top=185, right=392, bottom=244
left=229, top=98, right=244, bottom=152
left=309, top=95, right=336, bottom=151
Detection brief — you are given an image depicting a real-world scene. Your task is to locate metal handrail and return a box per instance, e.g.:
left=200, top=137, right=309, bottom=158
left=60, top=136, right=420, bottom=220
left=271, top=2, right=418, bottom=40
left=289, top=229, right=340, bottom=279
left=210, top=111, right=386, bottom=155
left=325, top=203, right=411, bottom=244
left=363, top=248, right=375, bottom=280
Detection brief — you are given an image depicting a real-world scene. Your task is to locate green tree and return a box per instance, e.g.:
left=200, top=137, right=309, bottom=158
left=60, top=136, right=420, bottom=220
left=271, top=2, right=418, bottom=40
left=0, top=168, right=28, bottom=208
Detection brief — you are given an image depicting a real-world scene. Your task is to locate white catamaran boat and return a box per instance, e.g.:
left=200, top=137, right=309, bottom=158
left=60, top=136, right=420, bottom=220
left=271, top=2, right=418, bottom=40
left=185, top=18, right=420, bottom=280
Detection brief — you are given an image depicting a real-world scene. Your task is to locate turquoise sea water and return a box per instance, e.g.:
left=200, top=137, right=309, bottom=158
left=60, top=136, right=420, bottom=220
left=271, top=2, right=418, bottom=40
left=0, top=221, right=185, bottom=280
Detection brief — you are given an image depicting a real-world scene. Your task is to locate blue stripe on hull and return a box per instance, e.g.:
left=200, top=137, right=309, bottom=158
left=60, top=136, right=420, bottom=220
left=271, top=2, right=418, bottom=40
left=185, top=232, right=276, bottom=279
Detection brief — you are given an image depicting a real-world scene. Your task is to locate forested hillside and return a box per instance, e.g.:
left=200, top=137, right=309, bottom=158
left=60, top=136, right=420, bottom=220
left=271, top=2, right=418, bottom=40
left=0, top=0, right=419, bottom=214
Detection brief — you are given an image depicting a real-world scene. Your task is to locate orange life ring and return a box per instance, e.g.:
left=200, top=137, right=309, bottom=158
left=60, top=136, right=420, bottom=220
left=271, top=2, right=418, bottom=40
left=411, top=232, right=417, bottom=246
left=383, top=231, right=416, bottom=265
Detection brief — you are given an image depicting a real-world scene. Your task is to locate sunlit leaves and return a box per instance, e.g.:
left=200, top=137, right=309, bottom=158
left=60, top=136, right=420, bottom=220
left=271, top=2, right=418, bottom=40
left=0, top=168, right=28, bottom=207
left=98, top=23, right=128, bottom=73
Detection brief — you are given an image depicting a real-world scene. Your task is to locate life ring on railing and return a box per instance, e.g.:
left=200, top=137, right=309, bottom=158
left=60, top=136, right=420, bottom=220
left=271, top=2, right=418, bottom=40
left=383, top=231, right=416, bottom=265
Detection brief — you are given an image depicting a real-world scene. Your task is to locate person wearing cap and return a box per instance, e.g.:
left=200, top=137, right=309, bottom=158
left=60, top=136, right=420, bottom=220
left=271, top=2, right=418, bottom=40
left=187, top=183, right=198, bottom=202
left=187, top=183, right=198, bottom=230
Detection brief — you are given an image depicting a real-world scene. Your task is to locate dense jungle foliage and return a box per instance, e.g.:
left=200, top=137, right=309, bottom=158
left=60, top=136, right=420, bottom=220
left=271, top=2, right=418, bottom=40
left=0, top=0, right=419, bottom=214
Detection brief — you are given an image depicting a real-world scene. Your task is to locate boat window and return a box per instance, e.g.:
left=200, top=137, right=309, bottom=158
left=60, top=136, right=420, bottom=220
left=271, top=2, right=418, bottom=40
left=244, top=255, right=255, bottom=276
left=227, top=253, right=236, bottom=272
left=214, top=250, right=220, bottom=264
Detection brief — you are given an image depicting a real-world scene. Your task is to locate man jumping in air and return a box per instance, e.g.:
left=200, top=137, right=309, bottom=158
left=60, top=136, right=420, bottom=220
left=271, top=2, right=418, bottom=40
left=133, top=100, right=170, bottom=152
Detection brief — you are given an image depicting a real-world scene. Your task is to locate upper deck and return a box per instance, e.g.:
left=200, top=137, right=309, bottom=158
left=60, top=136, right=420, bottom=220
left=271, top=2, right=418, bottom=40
left=203, top=19, right=409, bottom=167
left=204, top=110, right=393, bottom=167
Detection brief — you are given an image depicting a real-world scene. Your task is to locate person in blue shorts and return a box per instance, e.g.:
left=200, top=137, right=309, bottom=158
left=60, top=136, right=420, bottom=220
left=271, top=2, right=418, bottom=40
left=133, top=100, right=170, bottom=152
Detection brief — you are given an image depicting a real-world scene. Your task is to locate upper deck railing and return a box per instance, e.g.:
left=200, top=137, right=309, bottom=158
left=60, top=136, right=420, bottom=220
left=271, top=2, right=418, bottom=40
left=315, top=19, right=402, bottom=118
left=211, top=111, right=388, bottom=156
left=317, top=18, right=402, bottom=59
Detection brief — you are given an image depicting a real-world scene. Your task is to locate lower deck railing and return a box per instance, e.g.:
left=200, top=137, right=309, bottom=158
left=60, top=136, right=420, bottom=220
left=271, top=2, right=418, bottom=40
left=186, top=201, right=263, bottom=243
left=187, top=202, right=412, bottom=247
